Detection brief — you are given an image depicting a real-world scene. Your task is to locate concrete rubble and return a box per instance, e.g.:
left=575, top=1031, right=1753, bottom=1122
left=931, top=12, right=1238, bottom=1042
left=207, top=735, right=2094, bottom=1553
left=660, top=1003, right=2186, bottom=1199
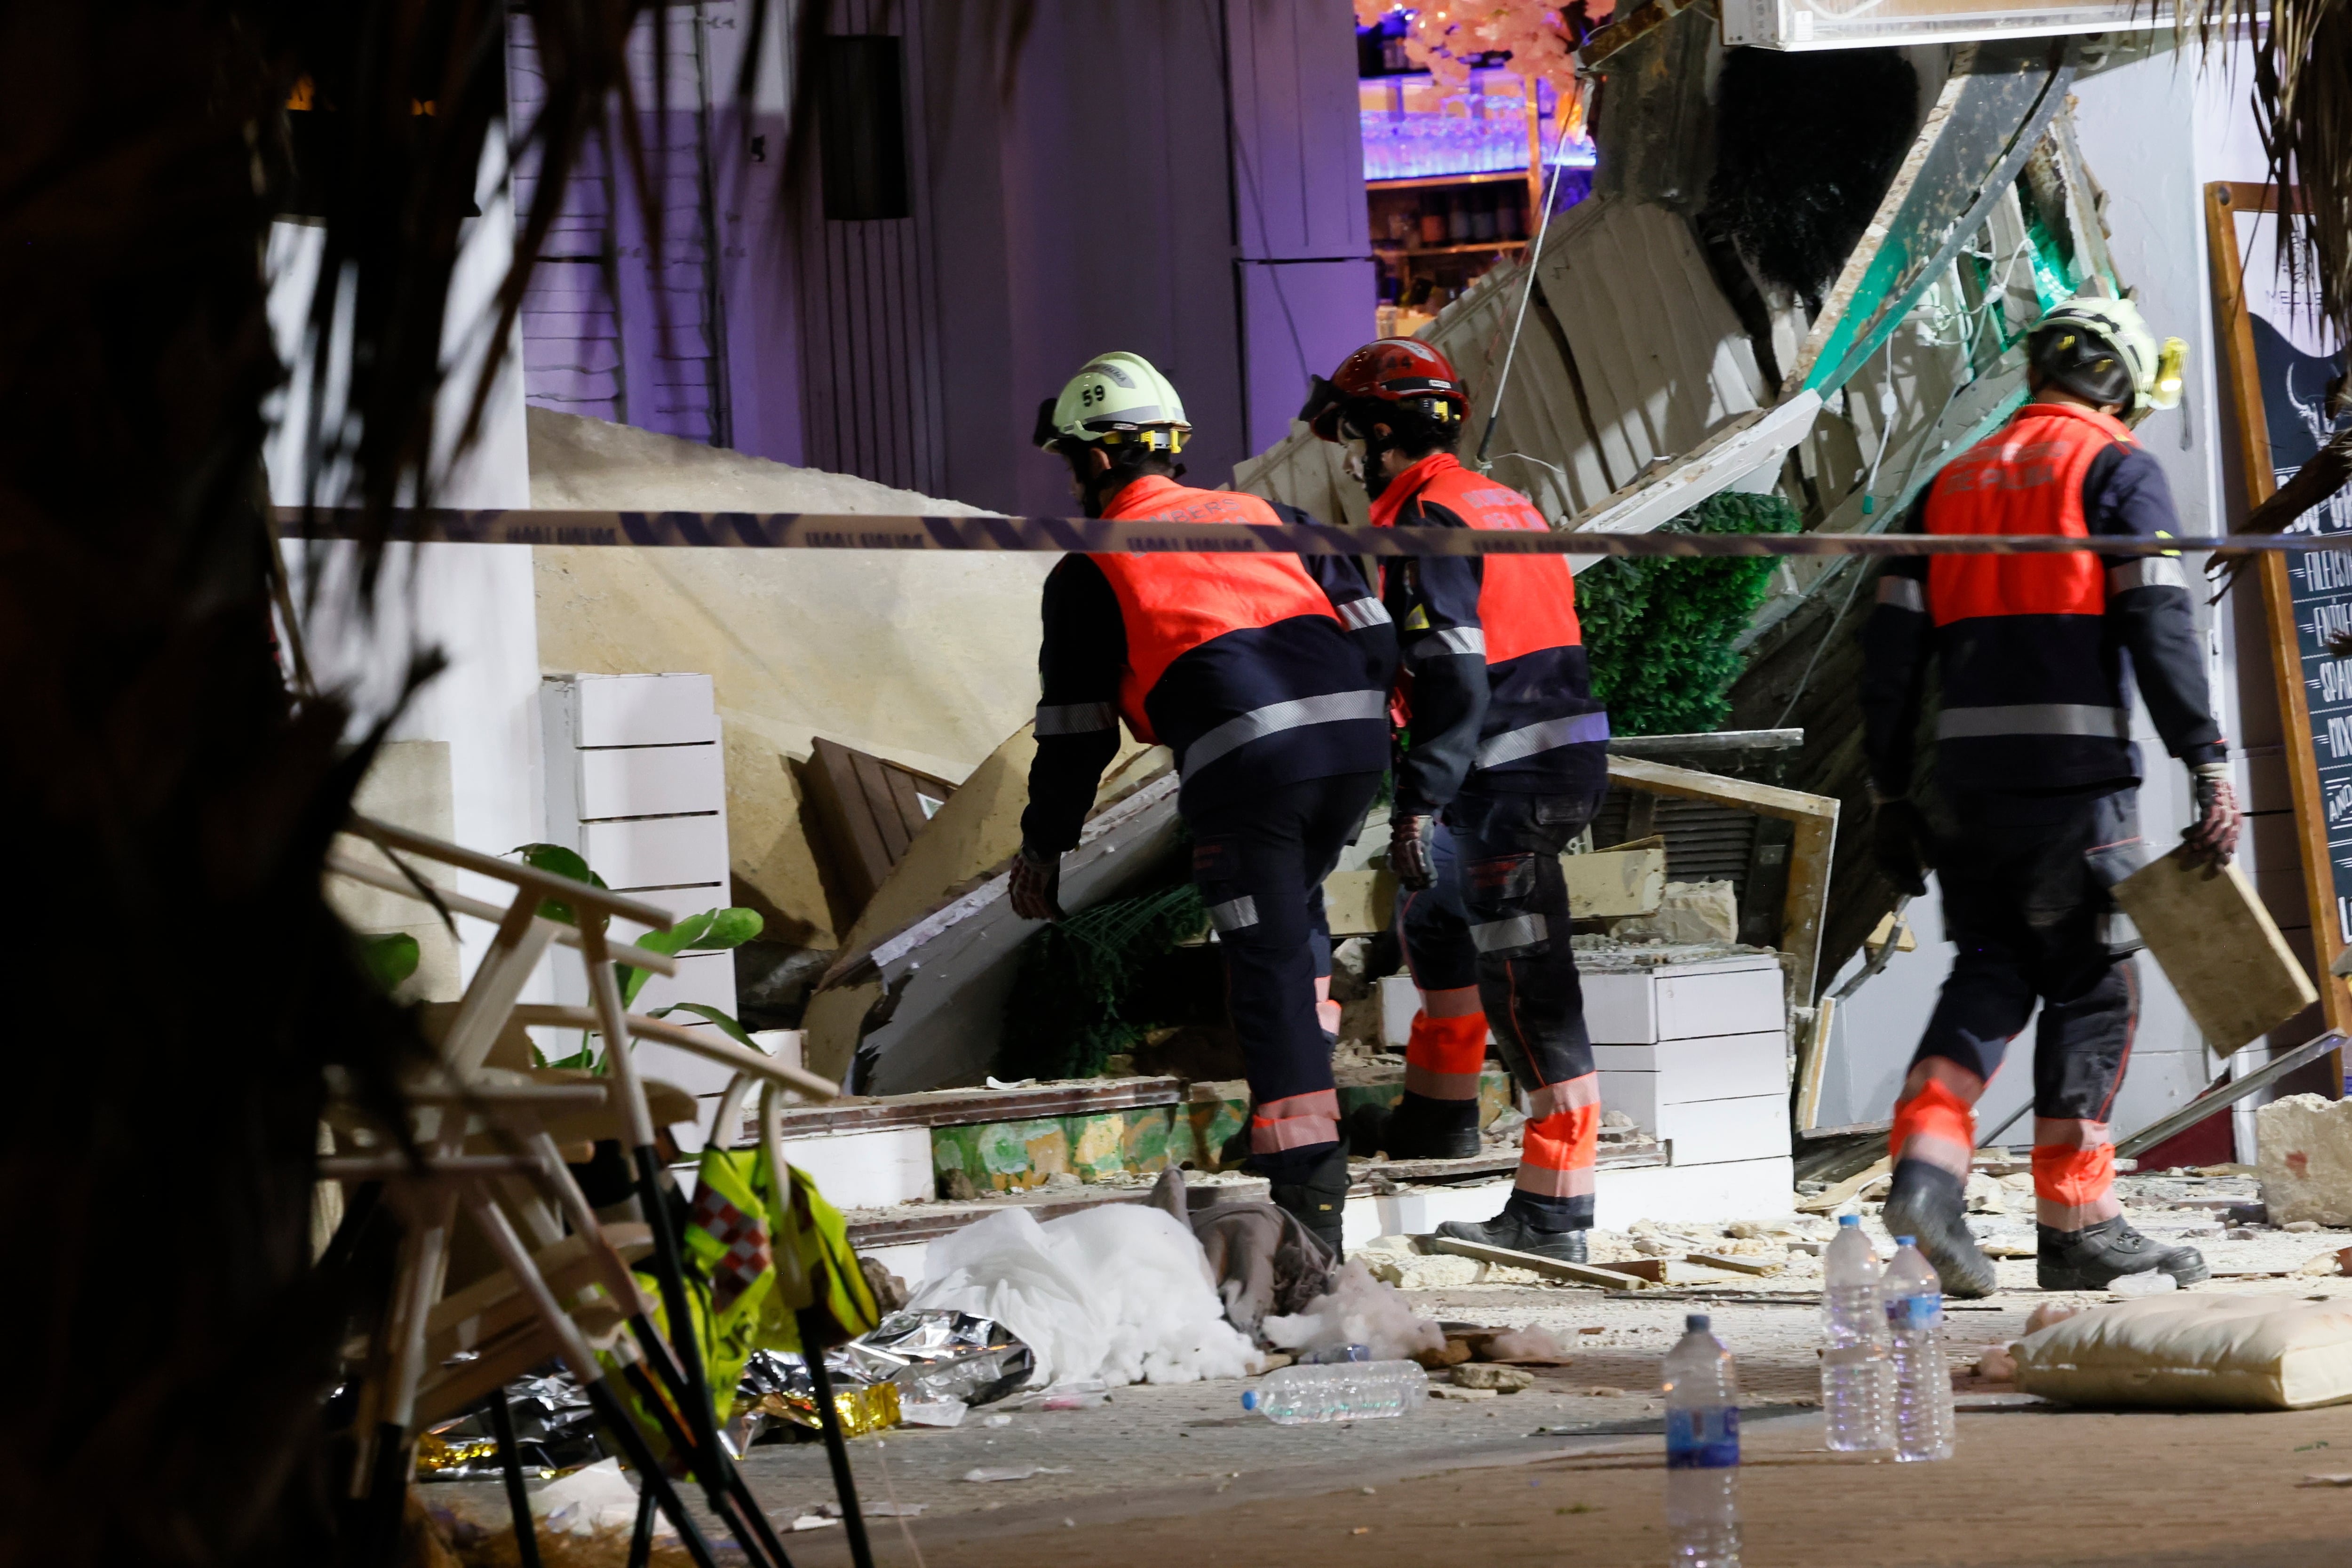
left=2259, top=1094, right=2352, bottom=1228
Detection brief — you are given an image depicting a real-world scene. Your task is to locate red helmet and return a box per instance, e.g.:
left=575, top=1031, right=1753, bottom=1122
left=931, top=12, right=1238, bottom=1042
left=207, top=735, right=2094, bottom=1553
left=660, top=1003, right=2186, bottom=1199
left=1300, top=338, right=1470, bottom=442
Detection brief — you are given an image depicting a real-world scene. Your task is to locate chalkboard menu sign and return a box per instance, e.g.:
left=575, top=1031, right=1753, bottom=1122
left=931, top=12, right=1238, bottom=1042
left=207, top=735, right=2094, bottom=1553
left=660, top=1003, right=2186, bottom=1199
left=2209, top=181, right=2352, bottom=1047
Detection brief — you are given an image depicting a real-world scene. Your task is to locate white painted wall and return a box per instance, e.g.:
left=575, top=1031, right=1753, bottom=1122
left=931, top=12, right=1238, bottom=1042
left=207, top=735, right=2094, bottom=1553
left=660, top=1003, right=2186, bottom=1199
left=267, top=127, right=543, bottom=986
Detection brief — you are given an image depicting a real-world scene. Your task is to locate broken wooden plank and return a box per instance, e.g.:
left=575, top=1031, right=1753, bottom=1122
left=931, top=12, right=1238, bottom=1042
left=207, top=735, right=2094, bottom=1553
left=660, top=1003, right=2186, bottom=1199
left=1586, top=1257, right=1750, bottom=1286
left=1428, top=1235, right=1657, bottom=1289
left=1684, top=1250, right=1785, bottom=1277
left=1797, top=1155, right=1890, bottom=1214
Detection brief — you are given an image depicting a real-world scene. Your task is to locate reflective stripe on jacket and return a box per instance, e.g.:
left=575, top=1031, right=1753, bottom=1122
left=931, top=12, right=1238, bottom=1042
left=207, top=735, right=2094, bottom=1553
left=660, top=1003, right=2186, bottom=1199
left=1019, top=476, right=1389, bottom=848
left=1919, top=403, right=2133, bottom=781
left=1860, top=400, right=2225, bottom=795
left=1371, top=453, right=1607, bottom=811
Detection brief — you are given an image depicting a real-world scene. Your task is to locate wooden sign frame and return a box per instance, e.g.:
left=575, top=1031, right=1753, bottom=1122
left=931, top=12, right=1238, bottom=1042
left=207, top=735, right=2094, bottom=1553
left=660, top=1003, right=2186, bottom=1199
left=2204, top=180, right=2352, bottom=1078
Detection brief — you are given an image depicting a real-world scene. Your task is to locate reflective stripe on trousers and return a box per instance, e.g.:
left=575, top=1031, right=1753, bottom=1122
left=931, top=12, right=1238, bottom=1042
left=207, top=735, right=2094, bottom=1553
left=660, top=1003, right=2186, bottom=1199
left=2033, top=1117, right=2122, bottom=1229
left=1475, top=710, right=1611, bottom=769
left=1404, top=1010, right=1487, bottom=1102
left=1406, top=626, right=1485, bottom=666
left=1251, top=1088, right=1341, bottom=1154
left=1935, top=703, right=2129, bottom=740
left=1515, top=1074, right=1600, bottom=1199
left=1207, top=895, right=1259, bottom=933
left=1470, top=913, right=1547, bottom=953
left=1890, top=1073, right=1978, bottom=1178
left=2106, top=558, right=2185, bottom=593
left=1182, top=689, right=1389, bottom=776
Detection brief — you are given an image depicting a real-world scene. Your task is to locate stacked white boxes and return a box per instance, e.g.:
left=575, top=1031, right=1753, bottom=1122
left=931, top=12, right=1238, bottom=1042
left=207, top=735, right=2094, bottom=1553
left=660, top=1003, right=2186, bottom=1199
left=541, top=673, right=738, bottom=1095
left=1585, top=953, right=1793, bottom=1210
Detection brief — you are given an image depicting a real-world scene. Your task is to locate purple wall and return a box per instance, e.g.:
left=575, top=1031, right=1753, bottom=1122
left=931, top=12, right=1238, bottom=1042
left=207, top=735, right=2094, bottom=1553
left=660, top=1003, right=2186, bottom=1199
left=513, top=1, right=1374, bottom=510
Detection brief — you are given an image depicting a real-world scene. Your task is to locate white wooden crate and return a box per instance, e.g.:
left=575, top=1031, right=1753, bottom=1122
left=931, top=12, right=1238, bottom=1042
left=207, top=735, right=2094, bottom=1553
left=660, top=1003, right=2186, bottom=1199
left=1654, top=1092, right=1792, bottom=1164
left=1597, top=1030, right=1788, bottom=1130
left=578, top=743, right=726, bottom=820
left=579, top=814, right=729, bottom=892
left=1582, top=955, right=1783, bottom=1044
left=541, top=671, right=735, bottom=1019
left=569, top=672, right=720, bottom=748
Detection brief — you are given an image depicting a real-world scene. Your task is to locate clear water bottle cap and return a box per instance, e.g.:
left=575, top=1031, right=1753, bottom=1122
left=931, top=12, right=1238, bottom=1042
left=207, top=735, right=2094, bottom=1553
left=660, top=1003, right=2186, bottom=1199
left=1241, top=1389, right=1259, bottom=1411
left=1685, top=1313, right=1710, bottom=1331
left=1837, top=1214, right=1861, bottom=1227
left=1893, top=1234, right=1916, bottom=1246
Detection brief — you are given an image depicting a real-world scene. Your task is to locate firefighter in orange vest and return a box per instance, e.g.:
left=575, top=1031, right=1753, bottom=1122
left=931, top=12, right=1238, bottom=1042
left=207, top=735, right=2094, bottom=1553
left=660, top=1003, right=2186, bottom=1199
left=1009, top=352, right=1395, bottom=1255
left=1863, top=297, right=2236, bottom=1296
left=1302, top=338, right=1610, bottom=1265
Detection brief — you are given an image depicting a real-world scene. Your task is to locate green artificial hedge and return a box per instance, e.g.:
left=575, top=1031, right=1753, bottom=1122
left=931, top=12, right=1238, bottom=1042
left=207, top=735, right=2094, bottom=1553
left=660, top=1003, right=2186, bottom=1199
left=1576, top=490, right=1801, bottom=736
left=996, top=877, right=1211, bottom=1082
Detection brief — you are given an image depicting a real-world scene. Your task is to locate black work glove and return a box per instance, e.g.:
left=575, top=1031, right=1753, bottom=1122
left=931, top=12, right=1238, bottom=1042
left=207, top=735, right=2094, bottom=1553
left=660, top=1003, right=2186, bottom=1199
left=1870, top=793, right=1933, bottom=898
left=1390, top=812, right=1437, bottom=892
left=1009, top=844, right=1065, bottom=922
left=2179, top=763, right=2241, bottom=871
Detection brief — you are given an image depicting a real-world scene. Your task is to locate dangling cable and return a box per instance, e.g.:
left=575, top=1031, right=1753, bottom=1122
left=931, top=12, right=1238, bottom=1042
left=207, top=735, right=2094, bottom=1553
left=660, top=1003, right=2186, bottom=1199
left=1474, top=83, right=1579, bottom=471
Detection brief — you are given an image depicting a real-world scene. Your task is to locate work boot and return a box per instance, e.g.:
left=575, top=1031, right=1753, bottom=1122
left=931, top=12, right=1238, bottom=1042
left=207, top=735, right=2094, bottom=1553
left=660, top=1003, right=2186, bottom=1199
left=1347, top=1093, right=1481, bottom=1161
left=1265, top=1144, right=1351, bottom=1261
left=1435, top=1208, right=1589, bottom=1265
left=1881, top=1159, right=1999, bottom=1299
left=2038, top=1217, right=2210, bottom=1291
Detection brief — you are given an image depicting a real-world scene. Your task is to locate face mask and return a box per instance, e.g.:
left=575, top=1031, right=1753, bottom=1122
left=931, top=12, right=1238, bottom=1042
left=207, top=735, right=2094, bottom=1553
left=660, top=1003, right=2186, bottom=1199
left=1341, top=437, right=1368, bottom=484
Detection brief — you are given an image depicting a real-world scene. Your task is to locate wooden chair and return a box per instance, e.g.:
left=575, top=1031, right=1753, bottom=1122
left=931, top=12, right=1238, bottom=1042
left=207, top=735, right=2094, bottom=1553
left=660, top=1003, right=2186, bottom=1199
left=326, top=816, right=843, bottom=1568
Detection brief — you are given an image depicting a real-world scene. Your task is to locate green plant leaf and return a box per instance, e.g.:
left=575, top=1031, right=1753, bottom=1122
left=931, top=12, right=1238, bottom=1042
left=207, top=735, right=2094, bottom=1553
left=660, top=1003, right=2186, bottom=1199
left=618, top=911, right=713, bottom=1007
left=649, top=1002, right=762, bottom=1053
left=617, top=907, right=764, bottom=1007
left=358, top=931, right=420, bottom=993
left=509, top=842, right=606, bottom=924
left=699, top=907, right=764, bottom=950
left=633, top=910, right=717, bottom=959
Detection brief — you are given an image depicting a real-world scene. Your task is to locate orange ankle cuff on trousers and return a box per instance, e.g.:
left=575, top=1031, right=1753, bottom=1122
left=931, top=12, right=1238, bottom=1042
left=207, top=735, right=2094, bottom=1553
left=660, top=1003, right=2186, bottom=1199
left=1891, top=1077, right=1977, bottom=1178
left=1404, top=1010, right=1487, bottom=1102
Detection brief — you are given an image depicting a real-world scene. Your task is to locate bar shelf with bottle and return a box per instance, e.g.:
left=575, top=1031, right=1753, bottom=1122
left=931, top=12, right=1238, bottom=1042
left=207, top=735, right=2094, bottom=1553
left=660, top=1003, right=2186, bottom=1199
left=1355, top=49, right=1594, bottom=337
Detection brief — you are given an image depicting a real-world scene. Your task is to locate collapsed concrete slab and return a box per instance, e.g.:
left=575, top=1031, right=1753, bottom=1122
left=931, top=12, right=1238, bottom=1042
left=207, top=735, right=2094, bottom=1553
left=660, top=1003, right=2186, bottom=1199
left=2260, top=1094, right=2352, bottom=1228
left=526, top=407, right=1050, bottom=951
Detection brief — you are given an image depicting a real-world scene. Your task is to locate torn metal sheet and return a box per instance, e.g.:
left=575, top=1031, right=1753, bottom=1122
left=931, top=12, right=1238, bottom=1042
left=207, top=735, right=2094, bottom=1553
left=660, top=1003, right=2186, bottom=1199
left=1564, top=391, right=1824, bottom=567
left=835, top=772, right=1183, bottom=1095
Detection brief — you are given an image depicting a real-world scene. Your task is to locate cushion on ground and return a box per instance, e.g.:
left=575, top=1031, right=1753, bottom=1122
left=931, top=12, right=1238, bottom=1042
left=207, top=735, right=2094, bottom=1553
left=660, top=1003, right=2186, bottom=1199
left=2013, top=1293, right=2352, bottom=1410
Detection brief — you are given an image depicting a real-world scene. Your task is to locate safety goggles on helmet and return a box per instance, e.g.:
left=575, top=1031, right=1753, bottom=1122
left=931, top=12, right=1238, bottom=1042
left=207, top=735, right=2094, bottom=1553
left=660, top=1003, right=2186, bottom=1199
left=1301, top=337, right=1470, bottom=443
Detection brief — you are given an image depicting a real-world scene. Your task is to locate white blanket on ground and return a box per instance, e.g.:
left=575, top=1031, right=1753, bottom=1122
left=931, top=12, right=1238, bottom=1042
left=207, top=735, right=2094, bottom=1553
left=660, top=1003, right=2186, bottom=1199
left=908, top=1205, right=1258, bottom=1388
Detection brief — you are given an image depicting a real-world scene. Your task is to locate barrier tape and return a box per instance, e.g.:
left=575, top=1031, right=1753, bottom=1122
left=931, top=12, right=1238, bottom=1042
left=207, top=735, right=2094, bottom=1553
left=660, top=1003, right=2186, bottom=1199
left=275, top=507, right=2345, bottom=558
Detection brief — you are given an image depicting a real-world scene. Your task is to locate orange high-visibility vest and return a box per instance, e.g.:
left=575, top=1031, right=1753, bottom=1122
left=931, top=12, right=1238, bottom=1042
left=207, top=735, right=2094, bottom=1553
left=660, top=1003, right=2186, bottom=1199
left=1923, top=402, right=2135, bottom=624
left=1370, top=454, right=1582, bottom=661
left=1091, top=475, right=1341, bottom=742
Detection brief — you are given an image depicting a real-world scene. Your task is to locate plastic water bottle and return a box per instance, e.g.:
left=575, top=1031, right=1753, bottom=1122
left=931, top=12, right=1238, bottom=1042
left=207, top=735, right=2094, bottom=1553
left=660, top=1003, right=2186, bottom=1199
left=1662, top=1313, right=1741, bottom=1568
left=1820, top=1215, right=1894, bottom=1452
left=1240, top=1362, right=1425, bottom=1424
left=1884, top=1235, right=1956, bottom=1462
